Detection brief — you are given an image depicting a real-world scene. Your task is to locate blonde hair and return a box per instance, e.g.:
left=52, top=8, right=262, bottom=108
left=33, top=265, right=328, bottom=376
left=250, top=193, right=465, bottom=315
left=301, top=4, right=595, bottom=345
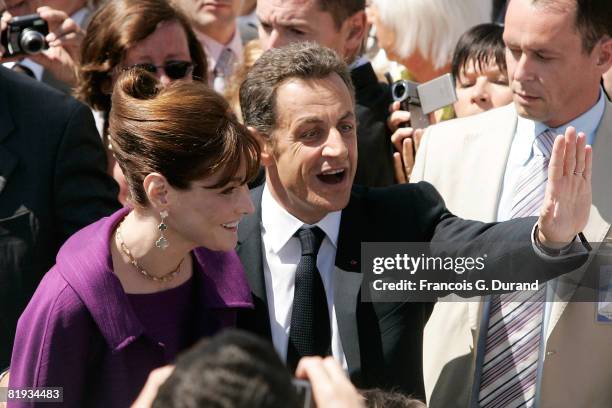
left=372, top=0, right=492, bottom=69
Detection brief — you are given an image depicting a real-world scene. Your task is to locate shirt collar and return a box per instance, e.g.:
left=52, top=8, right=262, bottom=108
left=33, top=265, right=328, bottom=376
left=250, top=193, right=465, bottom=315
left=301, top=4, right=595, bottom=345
left=261, top=183, right=341, bottom=254
left=349, top=55, right=369, bottom=70
left=515, top=89, right=606, bottom=163
left=197, top=28, right=243, bottom=69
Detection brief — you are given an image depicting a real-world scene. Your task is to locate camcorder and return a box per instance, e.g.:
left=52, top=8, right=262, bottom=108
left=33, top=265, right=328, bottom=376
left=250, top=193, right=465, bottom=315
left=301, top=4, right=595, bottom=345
left=391, top=73, right=458, bottom=129
left=0, top=14, right=49, bottom=57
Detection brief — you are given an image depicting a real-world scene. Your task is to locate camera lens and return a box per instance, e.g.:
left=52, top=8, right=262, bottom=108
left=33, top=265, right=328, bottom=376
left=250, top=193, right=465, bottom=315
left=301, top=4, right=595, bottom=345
left=19, top=29, right=46, bottom=55
left=392, top=82, right=407, bottom=100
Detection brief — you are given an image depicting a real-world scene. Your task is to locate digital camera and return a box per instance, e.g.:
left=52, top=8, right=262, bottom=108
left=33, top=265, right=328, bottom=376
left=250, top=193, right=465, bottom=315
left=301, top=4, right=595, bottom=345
left=0, top=14, right=49, bottom=57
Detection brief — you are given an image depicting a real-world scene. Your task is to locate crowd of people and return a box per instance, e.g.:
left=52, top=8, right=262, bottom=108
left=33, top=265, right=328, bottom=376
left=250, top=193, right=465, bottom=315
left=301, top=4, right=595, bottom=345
left=0, top=0, right=610, bottom=407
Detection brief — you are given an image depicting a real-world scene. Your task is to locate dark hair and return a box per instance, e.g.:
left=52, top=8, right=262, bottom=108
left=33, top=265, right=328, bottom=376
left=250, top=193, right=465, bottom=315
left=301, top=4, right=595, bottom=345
left=361, top=389, right=427, bottom=408
left=152, top=330, right=300, bottom=408
left=533, top=0, right=612, bottom=52
left=76, top=0, right=207, bottom=113
left=316, top=0, right=365, bottom=29
left=451, top=23, right=507, bottom=82
left=240, top=41, right=354, bottom=136
left=109, top=70, right=260, bottom=207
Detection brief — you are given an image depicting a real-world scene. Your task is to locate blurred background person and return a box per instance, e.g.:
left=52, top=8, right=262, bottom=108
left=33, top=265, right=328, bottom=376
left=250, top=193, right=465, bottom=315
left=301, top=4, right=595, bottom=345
left=1, top=0, right=102, bottom=91
left=174, top=0, right=243, bottom=93
left=149, top=330, right=365, bottom=408
left=368, top=0, right=492, bottom=83
left=391, top=23, right=512, bottom=182
left=76, top=0, right=207, bottom=205
left=8, top=70, right=259, bottom=408
left=451, top=23, right=512, bottom=118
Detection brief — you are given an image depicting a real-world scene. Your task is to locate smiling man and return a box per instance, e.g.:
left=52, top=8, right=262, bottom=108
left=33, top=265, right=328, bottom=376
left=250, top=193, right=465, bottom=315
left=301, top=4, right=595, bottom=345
left=235, top=41, right=594, bottom=397
left=410, top=0, right=612, bottom=406
left=256, top=0, right=396, bottom=188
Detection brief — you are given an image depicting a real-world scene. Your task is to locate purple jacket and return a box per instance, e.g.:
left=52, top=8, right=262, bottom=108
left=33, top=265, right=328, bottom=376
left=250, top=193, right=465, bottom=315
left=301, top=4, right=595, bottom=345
left=8, top=208, right=253, bottom=408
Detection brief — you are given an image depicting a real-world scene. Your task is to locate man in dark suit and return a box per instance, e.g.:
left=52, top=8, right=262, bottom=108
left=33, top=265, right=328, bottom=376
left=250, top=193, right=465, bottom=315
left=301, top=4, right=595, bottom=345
left=256, top=0, right=395, bottom=187
left=235, top=42, right=592, bottom=397
left=0, top=66, right=119, bottom=369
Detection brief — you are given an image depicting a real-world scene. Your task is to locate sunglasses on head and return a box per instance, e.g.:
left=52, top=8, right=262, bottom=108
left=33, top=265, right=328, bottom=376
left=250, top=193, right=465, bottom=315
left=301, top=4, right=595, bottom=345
left=123, top=60, right=194, bottom=80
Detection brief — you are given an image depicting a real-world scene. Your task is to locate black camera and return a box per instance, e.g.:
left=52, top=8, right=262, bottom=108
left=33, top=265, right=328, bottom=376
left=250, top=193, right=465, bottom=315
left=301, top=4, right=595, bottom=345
left=0, top=14, right=49, bottom=57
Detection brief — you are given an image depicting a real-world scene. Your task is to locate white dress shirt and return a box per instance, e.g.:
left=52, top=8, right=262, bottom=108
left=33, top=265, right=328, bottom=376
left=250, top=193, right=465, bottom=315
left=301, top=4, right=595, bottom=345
left=261, top=184, right=348, bottom=369
left=196, top=29, right=243, bottom=93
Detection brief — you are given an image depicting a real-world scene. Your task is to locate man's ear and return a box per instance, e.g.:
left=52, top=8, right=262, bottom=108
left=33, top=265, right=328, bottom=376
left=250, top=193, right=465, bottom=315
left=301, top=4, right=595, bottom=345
left=342, top=10, right=368, bottom=61
left=248, top=126, right=275, bottom=167
left=595, top=36, right=612, bottom=73
left=143, top=173, right=170, bottom=210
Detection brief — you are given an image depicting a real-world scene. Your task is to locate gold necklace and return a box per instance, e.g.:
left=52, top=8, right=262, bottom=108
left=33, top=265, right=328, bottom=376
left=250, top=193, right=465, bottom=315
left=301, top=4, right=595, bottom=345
left=115, top=220, right=183, bottom=283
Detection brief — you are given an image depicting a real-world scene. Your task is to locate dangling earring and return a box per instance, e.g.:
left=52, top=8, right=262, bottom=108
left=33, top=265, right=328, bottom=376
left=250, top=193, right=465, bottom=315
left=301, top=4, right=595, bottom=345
left=155, top=210, right=169, bottom=250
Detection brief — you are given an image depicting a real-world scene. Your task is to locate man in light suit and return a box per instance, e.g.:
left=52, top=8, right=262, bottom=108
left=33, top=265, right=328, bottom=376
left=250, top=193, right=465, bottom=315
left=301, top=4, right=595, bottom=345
left=235, top=41, right=592, bottom=398
left=410, top=0, right=612, bottom=406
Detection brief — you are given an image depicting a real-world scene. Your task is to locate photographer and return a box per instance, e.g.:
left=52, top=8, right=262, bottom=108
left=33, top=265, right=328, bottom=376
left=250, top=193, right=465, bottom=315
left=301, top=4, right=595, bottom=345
left=132, top=330, right=365, bottom=408
left=1, top=0, right=96, bottom=92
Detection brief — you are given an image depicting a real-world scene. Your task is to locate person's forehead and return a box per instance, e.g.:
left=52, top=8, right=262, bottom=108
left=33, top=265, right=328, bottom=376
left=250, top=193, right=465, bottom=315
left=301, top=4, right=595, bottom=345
left=503, top=0, right=576, bottom=46
left=274, top=76, right=354, bottom=125
left=257, top=0, right=324, bottom=21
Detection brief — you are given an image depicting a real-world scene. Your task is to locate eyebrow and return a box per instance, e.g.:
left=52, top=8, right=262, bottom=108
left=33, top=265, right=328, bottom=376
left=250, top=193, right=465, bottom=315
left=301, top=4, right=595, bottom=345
left=294, top=111, right=356, bottom=126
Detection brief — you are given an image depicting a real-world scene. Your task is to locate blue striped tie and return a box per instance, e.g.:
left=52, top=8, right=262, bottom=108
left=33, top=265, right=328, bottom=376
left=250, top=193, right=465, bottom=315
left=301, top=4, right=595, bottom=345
left=478, top=129, right=556, bottom=408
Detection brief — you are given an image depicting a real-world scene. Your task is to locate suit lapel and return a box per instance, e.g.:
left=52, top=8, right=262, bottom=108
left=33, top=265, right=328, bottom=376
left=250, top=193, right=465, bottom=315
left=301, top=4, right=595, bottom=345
left=333, top=265, right=363, bottom=377
left=464, top=105, right=517, bottom=221
left=546, top=99, right=612, bottom=339
left=334, top=189, right=367, bottom=376
left=236, top=186, right=272, bottom=338
left=0, top=74, right=17, bottom=195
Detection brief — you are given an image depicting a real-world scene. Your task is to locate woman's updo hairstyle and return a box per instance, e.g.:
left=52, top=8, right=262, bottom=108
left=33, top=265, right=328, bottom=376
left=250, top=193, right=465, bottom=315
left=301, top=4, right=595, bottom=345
left=109, top=69, right=260, bottom=207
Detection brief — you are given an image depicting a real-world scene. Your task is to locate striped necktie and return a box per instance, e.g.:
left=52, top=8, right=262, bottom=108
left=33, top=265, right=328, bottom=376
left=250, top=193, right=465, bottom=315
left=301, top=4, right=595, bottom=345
left=212, top=47, right=235, bottom=93
left=478, top=128, right=556, bottom=408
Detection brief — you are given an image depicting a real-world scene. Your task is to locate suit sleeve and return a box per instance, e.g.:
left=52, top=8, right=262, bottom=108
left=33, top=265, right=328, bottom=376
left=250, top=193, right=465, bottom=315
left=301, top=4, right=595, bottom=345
left=53, top=102, right=119, bottom=241
left=8, top=273, right=99, bottom=408
left=414, top=182, right=589, bottom=293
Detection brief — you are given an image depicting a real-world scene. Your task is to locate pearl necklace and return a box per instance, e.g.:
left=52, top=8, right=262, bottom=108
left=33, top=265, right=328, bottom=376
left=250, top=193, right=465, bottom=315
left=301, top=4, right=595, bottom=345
left=115, top=220, right=183, bottom=283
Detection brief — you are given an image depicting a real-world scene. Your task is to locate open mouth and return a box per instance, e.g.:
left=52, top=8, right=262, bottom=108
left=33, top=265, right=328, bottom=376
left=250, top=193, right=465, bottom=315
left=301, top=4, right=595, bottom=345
left=316, top=168, right=346, bottom=185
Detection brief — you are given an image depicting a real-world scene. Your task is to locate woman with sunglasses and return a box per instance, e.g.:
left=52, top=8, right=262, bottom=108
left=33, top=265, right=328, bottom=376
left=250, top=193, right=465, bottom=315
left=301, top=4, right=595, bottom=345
left=8, top=69, right=259, bottom=408
left=75, top=0, right=207, bottom=205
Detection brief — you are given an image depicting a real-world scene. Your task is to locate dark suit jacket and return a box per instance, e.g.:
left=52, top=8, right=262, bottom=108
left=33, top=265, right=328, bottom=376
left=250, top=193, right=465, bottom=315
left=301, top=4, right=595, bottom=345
left=351, top=62, right=395, bottom=187
left=0, top=67, right=120, bottom=368
left=236, top=182, right=587, bottom=397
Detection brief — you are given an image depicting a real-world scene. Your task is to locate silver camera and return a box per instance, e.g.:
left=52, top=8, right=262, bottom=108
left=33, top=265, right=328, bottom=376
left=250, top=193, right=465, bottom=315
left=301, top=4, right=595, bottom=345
left=1, top=14, right=49, bottom=57
left=391, top=73, right=458, bottom=129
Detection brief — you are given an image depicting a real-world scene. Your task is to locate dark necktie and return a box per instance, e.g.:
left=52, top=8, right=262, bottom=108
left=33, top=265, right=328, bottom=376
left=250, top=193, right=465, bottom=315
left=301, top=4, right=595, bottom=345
left=286, top=226, right=331, bottom=371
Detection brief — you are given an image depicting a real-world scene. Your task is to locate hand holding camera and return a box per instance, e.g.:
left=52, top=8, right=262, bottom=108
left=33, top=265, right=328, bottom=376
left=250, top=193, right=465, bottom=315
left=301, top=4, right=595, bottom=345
left=295, top=357, right=365, bottom=408
left=387, top=74, right=457, bottom=183
left=1, top=7, right=84, bottom=86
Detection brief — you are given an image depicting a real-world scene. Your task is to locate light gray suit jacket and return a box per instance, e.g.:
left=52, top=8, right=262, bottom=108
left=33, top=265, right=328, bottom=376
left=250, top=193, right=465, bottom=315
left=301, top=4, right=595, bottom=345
left=412, top=101, right=612, bottom=408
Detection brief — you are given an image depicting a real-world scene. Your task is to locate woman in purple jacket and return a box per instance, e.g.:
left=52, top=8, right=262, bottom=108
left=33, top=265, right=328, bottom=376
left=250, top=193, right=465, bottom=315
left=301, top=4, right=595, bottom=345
left=8, top=70, right=260, bottom=407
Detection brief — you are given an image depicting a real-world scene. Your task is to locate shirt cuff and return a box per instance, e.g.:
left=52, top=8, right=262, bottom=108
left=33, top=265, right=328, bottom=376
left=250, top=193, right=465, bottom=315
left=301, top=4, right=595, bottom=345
left=531, top=223, right=591, bottom=260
